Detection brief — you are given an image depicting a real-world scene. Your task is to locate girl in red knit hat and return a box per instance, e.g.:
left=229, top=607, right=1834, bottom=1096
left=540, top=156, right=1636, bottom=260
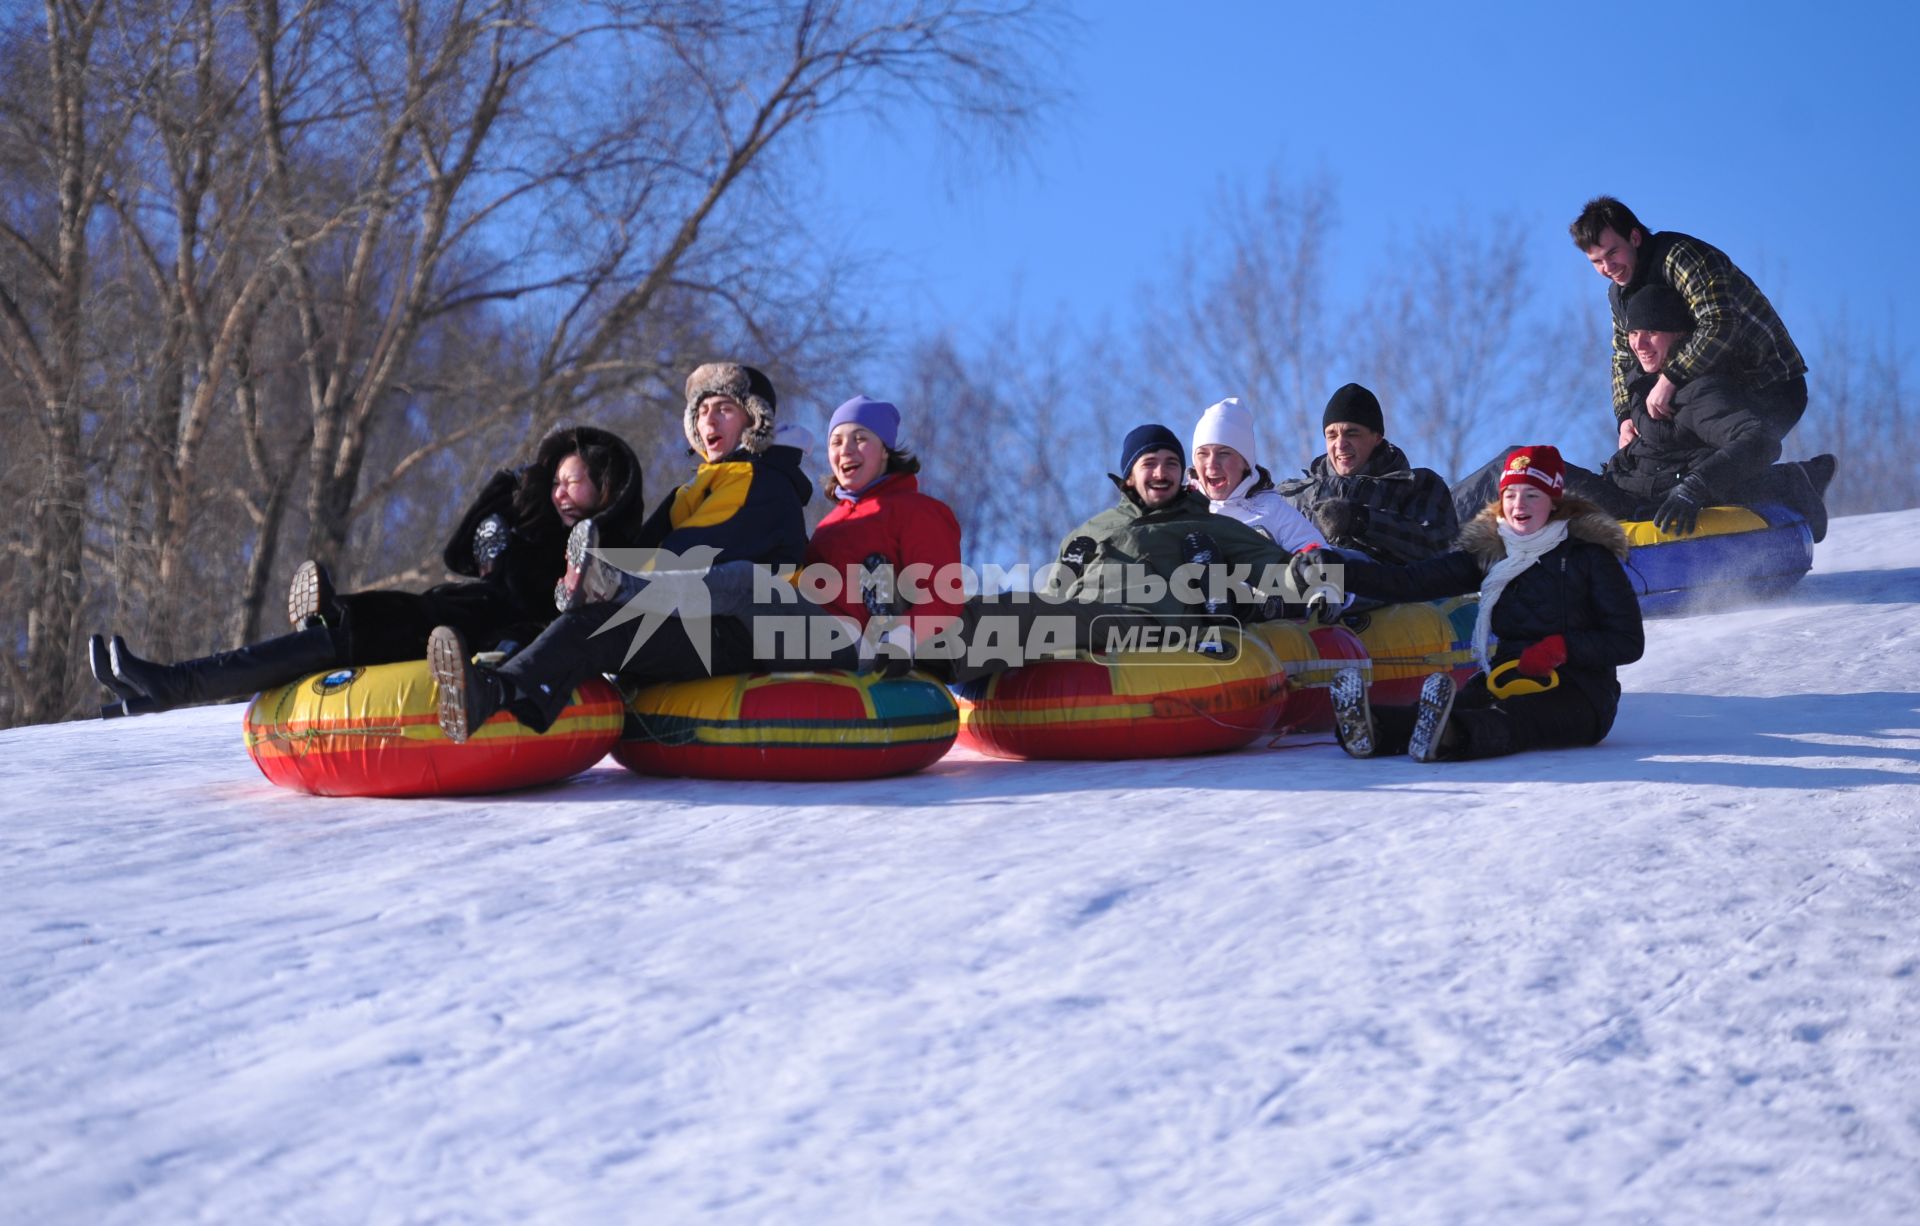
left=1300, top=444, right=1646, bottom=762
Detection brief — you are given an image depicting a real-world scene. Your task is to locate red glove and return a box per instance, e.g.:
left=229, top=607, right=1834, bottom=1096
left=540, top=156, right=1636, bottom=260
left=1516, top=634, right=1567, bottom=678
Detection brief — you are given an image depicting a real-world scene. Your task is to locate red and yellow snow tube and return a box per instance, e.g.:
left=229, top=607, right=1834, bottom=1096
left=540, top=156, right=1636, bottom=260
left=1339, top=597, right=1479, bottom=707
left=613, top=670, right=958, bottom=781
left=244, top=660, right=623, bottom=797
left=1249, top=621, right=1368, bottom=733
left=956, top=627, right=1288, bottom=760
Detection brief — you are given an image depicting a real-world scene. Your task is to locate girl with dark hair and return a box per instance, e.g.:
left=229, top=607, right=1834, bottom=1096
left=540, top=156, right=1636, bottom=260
left=91, top=424, right=646, bottom=716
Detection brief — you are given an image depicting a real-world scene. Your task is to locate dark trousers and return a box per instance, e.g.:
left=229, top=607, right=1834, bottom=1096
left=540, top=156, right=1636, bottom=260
left=341, top=580, right=534, bottom=665
left=492, top=602, right=757, bottom=731
left=1751, top=374, right=1809, bottom=441
left=1375, top=671, right=1611, bottom=760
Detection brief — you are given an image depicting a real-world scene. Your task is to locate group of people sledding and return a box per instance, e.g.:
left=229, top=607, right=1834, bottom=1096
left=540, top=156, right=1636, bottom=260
left=89, top=195, right=1837, bottom=769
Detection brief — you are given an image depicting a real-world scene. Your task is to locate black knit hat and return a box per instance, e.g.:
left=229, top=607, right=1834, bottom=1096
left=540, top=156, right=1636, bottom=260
left=1322, top=383, right=1384, bottom=435
left=1624, top=284, right=1695, bottom=334
left=1117, top=423, right=1184, bottom=477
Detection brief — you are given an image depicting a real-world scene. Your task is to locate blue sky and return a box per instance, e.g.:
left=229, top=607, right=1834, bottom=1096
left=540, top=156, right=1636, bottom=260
left=813, top=0, right=1918, bottom=385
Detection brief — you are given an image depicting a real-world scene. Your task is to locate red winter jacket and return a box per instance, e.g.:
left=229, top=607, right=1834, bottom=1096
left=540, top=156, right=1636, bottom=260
left=805, top=473, right=964, bottom=638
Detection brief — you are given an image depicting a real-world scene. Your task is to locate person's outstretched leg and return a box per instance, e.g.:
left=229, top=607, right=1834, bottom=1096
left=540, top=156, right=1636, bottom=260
left=96, top=625, right=342, bottom=718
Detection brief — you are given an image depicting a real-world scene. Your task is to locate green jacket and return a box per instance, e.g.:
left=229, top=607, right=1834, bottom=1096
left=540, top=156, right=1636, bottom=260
left=1046, top=487, right=1296, bottom=616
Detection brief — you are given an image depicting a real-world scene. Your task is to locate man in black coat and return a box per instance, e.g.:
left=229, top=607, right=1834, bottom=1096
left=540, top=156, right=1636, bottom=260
left=1277, top=383, right=1458, bottom=565
left=1450, top=286, right=1836, bottom=539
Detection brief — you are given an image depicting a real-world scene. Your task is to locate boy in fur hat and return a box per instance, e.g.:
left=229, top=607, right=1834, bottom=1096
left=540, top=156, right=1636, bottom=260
left=428, top=361, right=811, bottom=742
left=1313, top=445, right=1645, bottom=763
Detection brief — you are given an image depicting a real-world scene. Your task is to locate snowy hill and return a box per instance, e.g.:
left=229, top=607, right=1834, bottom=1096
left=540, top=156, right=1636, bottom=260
left=5, top=511, right=1919, bottom=1225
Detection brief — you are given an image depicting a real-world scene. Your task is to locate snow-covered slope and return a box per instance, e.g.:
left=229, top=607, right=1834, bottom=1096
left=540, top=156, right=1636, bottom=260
left=5, top=512, right=1918, bottom=1225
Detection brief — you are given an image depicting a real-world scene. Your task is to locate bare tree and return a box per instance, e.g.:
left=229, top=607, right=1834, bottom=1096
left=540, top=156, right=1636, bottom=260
left=898, top=317, right=1101, bottom=573
left=0, top=0, right=143, bottom=725
left=1799, top=321, right=1919, bottom=515
left=0, top=0, right=1066, bottom=727
left=1124, top=168, right=1340, bottom=469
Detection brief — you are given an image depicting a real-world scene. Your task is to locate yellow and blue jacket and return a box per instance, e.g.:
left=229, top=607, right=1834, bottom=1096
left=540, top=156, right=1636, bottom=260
left=638, top=443, right=811, bottom=567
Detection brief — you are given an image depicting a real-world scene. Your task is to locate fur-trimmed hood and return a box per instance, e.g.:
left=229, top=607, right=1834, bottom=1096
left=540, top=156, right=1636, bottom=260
left=1456, top=496, right=1632, bottom=568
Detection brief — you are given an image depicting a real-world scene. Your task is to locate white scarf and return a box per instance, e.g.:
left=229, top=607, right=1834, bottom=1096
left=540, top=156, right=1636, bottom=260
left=1472, top=518, right=1569, bottom=672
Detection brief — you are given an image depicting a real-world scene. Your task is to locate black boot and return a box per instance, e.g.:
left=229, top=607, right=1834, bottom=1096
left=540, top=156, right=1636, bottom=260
left=287, top=560, right=343, bottom=630
left=1798, top=455, right=1837, bottom=544
left=90, top=634, right=144, bottom=713
left=1407, top=672, right=1460, bottom=763
left=555, top=517, right=622, bottom=612
left=1329, top=666, right=1377, bottom=758
left=428, top=624, right=575, bottom=742
left=429, top=626, right=503, bottom=743
left=102, top=624, right=341, bottom=718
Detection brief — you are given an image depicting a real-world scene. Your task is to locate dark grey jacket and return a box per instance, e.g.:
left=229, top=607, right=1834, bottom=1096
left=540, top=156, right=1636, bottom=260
left=1277, top=441, right=1458, bottom=565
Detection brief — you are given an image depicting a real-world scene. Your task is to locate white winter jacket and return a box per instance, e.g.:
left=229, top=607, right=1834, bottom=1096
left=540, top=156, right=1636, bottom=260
left=1207, top=472, right=1323, bottom=552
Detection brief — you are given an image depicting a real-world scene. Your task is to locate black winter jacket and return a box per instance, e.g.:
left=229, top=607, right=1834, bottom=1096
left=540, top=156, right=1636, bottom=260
left=1338, top=500, right=1645, bottom=731
left=442, top=423, right=649, bottom=628
left=1602, top=373, right=1783, bottom=501
left=1277, top=442, right=1457, bottom=566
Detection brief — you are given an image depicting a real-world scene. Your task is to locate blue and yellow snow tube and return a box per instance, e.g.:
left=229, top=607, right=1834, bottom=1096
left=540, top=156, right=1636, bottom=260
left=955, top=627, right=1289, bottom=760
left=244, top=660, right=623, bottom=797
left=614, top=670, right=958, bottom=781
left=1621, top=502, right=1814, bottom=616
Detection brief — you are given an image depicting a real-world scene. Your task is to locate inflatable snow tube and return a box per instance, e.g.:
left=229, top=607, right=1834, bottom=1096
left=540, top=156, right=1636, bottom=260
left=613, top=670, right=958, bottom=782
left=1248, top=621, right=1368, bottom=733
left=244, top=660, right=623, bottom=798
left=1621, top=502, right=1814, bottom=616
left=1337, top=597, right=1479, bottom=707
left=955, top=628, right=1289, bottom=760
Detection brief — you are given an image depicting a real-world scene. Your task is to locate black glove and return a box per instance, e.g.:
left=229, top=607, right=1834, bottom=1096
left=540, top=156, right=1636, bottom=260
left=860, top=552, right=897, bottom=621
left=1313, top=499, right=1369, bottom=542
left=1060, top=536, right=1097, bottom=576
left=1287, top=548, right=1322, bottom=601
left=471, top=514, right=510, bottom=577
left=1653, top=474, right=1711, bottom=537
left=1180, top=532, right=1226, bottom=615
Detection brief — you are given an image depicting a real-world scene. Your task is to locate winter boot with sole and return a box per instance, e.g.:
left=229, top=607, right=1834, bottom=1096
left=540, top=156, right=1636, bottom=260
left=429, top=625, right=510, bottom=743
left=1329, top=666, right=1377, bottom=758
left=287, top=560, right=340, bottom=630
left=102, top=625, right=340, bottom=718
left=554, top=517, right=625, bottom=613
left=1407, top=672, right=1460, bottom=763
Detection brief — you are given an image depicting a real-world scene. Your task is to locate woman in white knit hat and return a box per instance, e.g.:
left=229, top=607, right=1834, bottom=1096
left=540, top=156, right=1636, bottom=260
left=1188, top=397, right=1322, bottom=552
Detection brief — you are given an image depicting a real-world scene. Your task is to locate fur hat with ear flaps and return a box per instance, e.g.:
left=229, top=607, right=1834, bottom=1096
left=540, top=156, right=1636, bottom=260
left=683, top=362, right=778, bottom=456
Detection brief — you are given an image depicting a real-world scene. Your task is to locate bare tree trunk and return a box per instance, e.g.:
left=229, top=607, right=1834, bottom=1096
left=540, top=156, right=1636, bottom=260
left=0, top=1, right=122, bottom=724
